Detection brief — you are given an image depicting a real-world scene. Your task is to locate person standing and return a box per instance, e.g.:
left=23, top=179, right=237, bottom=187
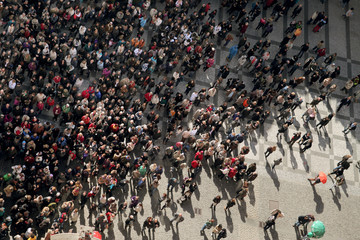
left=53, top=104, right=61, bottom=121
left=235, top=187, right=248, bottom=200
left=291, top=4, right=303, bottom=19
left=315, top=48, right=326, bottom=61
left=297, top=43, right=310, bottom=58
left=343, top=122, right=357, bottom=135
left=226, top=45, right=238, bottom=61
left=312, top=40, right=324, bottom=52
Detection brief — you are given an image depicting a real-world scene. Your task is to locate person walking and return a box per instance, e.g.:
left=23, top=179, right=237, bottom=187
left=328, top=166, right=345, bottom=178
left=264, top=209, right=284, bottom=230
left=302, top=106, right=316, bottom=124
left=329, top=174, right=345, bottom=190
left=264, top=146, right=276, bottom=158
left=272, top=158, right=283, bottom=170
left=224, top=198, right=236, bottom=211
left=210, top=195, right=222, bottom=210
left=293, top=215, right=315, bottom=228
left=343, top=122, right=357, bottom=135
left=337, top=96, right=352, bottom=112
left=170, top=213, right=184, bottom=225
left=316, top=113, right=334, bottom=129
left=200, top=219, right=215, bottom=234
left=235, top=187, right=248, bottom=200
left=276, top=123, right=289, bottom=139
left=288, top=132, right=301, bottom=146
left=300, top=139, right=313, bottom=153
left=308, top=174, right=322, bottom=186
left=167, top=178, right=178, bottom=193
left=343, top=8, right=354, bottom=18
left=125, top=215, right=135, bottom=229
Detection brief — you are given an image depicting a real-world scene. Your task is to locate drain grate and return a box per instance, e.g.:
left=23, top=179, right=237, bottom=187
left=194, top=208, right=202, bottom=215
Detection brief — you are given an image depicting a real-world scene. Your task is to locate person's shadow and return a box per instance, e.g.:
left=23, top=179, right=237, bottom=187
left=269, top=226, right=279, bottom=239
left=107, top=223, right=115, bottom=240
left=237, top=199, right=248, bottom=222
left=276, top=141, right=285, bottom=156
left=316, top=129, right=327, bottom=151
left=289, top=150, right=298, bottom=169
left=344, top=136, right=353, bottom=154
left=180, top=197, right=195, bottom=218
left=248, top=183, right=256, bottom=206
left=330, top=187, right=342, bottom=210
left=311, top=184, right=324, bottom=213
left=341, top=181, right=349, bottom=197
left=250, top=138, right=258, bottom=155
left=170, top=223, right=180, bottom=240
left=300, top=153, right=310, bottom=172
left=265, top=161, right=280, bottom=191
left=225, top=209, right=234, bottom=233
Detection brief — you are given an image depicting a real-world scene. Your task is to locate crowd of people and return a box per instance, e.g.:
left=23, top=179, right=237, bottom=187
left=0, top=0, right=357, bottom=239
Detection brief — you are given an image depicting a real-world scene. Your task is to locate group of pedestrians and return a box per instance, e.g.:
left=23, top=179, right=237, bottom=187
left=0, top=0, right=356, bottom=239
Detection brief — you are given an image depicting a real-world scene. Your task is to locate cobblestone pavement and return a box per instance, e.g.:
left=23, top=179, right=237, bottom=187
left=15, top=0, right=360, bottom=239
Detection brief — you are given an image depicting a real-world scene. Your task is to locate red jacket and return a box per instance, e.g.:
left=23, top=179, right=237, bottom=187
left=46, top=97, right=55, bottom=106
left=317, top=48, right=326, bottom=57
left=194, top=151, right=204, bottom=161
left=191, top=160, right=199, bottom=169
left=144, top=92, right=153, bottom=102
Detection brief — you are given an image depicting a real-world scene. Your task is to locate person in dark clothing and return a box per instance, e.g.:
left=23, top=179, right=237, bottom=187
left=300, top=139, right=313, bottom=153
left=288, top=132, right=302, bottom=146
left=316, top=113, right=334, bottom=129
left=224, top=198, right=236, bottom=211
left=337, top=96, right=352, bottom=112
left=291, top=4, right=303, bottom=19
left=210, top=195, right=222, bottom=210
left=293, top=215, right=315, bottom=228
left=297, top=42, right=310, bottom=58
